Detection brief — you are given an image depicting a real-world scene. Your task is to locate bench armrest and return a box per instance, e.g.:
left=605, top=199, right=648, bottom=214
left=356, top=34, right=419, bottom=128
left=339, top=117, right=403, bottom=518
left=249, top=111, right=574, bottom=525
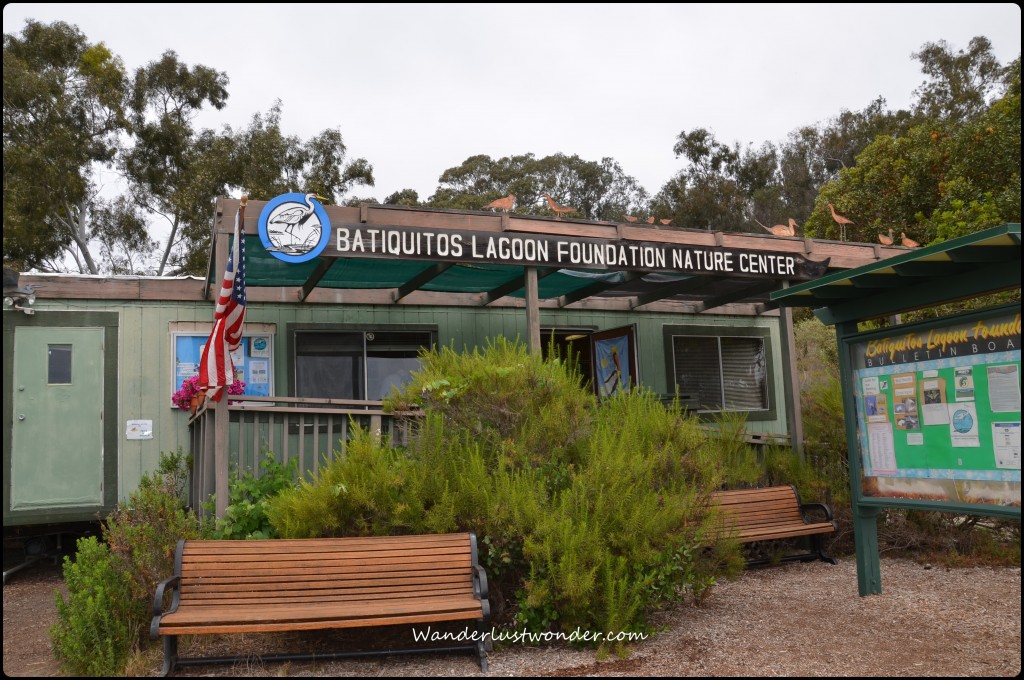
left=473, top=564, right=489, bottom=601
left=801, top=502, right=835, bottom=523
left=150, top=574, right=181, bottom=640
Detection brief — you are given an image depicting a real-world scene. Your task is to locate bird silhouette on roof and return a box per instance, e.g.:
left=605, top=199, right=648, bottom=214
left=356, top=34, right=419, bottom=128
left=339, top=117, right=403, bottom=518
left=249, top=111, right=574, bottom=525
left=827, top=203, right=854, bottom=241
left=878, top=228, right=894, bottom=246
left=755, top=217, right=797, bottom=236
left=483, top=193, right=516, bottom=212
left=543, top=194, right=576, bottom=219
left=900, top=232, right=921, bottom=248
left=660, top=219, right=672, bottom=226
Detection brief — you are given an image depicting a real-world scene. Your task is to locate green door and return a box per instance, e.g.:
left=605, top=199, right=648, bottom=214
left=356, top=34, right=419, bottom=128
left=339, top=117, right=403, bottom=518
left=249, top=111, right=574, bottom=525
left=10, top=327, right=105, bottom=510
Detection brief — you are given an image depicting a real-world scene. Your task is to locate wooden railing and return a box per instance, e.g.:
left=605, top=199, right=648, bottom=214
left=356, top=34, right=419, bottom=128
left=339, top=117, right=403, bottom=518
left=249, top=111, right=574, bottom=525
left=188, top=395, right=421, bottom=518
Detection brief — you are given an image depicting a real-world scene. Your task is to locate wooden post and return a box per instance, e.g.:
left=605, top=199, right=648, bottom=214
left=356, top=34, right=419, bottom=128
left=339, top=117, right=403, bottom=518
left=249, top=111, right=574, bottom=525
left=778, top=281, right=804, bottom=456
left=524, top=267, right=541, bottom=355
left=214, top=396, right=229, bottom=518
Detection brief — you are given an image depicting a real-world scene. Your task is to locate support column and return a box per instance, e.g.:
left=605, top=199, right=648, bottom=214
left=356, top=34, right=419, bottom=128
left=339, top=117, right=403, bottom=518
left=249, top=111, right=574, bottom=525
left=525, top=267, right=540, bottom=355
left=778, top=284, right=804, bottom=455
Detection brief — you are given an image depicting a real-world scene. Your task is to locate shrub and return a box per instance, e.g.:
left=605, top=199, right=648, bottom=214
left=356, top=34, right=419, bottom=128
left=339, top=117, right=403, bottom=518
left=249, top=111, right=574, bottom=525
left=49, top=450, right=208, bottom=676
left=50, top=536, right=141, bottom=677
left=270, top=339, right=739, bottom=648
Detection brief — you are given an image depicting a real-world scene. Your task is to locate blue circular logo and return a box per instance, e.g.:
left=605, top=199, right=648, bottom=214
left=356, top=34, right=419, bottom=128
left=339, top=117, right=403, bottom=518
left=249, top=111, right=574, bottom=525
left=258, top=193, right=331, bottom=263
left=951, top=409, right=974, bottom=434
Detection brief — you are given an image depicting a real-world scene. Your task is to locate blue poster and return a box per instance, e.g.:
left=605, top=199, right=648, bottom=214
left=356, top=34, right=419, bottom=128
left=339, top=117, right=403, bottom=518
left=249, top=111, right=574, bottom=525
left=172, top=333, right=273, bottom=405
left=595, top=335, right=631, bottom=397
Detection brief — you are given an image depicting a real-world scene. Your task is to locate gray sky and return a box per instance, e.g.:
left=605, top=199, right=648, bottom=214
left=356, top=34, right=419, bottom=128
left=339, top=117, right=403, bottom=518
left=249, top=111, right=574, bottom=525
left=4, top=3, right=1022, bottom=205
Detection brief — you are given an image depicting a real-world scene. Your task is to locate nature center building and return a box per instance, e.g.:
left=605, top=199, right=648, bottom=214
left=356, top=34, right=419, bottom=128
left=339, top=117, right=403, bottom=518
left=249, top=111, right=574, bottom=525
left=3, top=196, right=907, bottom=523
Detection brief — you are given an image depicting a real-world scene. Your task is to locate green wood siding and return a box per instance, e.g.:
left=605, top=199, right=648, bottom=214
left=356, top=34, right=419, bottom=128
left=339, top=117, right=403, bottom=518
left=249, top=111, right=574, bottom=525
left=25, top=298, right=786, bottom=500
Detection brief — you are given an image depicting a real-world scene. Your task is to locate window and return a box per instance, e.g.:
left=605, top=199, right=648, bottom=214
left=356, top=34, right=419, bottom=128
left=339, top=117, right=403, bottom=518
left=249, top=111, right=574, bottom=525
left=666, top=327, right=772, bottom=416
left=48, top=344, right=72, bottom=384
left=291, top=326, right=435, bottom=400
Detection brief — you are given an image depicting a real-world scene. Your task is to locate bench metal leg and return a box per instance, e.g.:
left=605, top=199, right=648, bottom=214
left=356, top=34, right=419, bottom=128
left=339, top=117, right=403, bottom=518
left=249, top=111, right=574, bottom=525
left=160, top=635, right=178, bottom=677
left=813, top=534, right=838, bottom=565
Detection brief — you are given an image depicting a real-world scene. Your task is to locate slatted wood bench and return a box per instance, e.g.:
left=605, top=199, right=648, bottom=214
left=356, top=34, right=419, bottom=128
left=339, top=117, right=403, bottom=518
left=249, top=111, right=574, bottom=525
left=711, top=485, right=838, bottom=566
left=150, top=532, right=491, bottom=676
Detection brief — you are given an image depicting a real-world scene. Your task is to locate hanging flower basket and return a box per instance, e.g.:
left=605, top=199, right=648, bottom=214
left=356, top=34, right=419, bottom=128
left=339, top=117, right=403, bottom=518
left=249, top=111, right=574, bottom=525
left=173, top=376, right=204, bottom=413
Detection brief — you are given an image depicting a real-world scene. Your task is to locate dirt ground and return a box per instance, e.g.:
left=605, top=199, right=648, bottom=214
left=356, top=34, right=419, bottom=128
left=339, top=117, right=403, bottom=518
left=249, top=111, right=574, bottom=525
left=3, top=553, right=1020, bottom=677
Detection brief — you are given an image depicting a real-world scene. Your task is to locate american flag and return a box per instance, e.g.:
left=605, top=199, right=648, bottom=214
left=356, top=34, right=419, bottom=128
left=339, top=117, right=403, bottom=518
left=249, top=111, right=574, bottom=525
left=199, top=198, right=247, bottom=401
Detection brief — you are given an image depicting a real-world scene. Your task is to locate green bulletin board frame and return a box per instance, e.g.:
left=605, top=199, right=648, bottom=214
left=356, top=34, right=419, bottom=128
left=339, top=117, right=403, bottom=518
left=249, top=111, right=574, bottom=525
left=838, top=303, right=1021, bottom=595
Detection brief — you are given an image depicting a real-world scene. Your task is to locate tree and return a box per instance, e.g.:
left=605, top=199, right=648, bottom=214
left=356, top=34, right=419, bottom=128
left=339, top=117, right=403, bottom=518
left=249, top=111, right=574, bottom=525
left=3, top=19, right=128, bottom=273
left=653, top=128, right=785, bottom=232
left=230, top=101, right=374, bottom=205
left=428, top=152, right=648, bottom=220
left=912, top=36, right=1007, bottom=124
left=120, top=50, right=230, bottom=275
left=803, top=56, right=1020, bottom=244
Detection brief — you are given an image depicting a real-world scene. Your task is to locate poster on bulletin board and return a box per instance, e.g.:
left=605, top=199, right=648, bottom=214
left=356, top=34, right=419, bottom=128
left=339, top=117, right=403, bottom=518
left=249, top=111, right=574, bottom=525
left=848, top=304, right=1020, bottom=508
left=171, top=327, right=275, bottom=407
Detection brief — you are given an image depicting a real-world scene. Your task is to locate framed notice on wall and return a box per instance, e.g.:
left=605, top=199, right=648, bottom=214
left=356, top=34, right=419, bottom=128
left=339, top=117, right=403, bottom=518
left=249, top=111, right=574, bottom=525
left=169, top=322, right=276, bottom=407
left=845, top=304, right=1020, bottom=508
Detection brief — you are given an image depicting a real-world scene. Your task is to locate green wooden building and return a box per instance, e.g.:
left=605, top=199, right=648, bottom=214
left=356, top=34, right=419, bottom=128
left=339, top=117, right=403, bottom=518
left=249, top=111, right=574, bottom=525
left=3, top=198, right=906, bottom=527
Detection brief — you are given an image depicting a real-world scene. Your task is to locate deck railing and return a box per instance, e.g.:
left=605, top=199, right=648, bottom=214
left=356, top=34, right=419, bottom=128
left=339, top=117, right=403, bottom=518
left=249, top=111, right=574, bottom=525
left=188, top=395, right=421, bottom=517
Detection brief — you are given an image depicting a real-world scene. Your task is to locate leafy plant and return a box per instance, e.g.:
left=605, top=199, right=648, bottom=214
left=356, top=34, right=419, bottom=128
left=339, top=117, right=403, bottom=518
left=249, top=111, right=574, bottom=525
left=205, top=451, right=299, bottom=539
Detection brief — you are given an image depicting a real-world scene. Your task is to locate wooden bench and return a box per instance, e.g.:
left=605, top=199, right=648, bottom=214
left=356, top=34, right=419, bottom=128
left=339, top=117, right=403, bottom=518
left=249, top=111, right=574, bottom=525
left=150, top=532, right=491, bottom=676
left=711, top=485, right=838, bottom=565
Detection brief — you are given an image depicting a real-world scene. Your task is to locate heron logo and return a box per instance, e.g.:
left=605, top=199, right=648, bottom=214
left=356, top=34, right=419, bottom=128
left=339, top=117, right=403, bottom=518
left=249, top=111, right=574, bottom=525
left=257, top=193, right=331, bottom=263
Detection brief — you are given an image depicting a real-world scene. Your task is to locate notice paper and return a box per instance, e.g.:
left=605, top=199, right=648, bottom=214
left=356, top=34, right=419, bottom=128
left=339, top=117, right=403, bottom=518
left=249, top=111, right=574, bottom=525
left=920, top=377, right=949, bottom=425
left=987, top=364, right=1021, bottom=413
left=867, top=422, right=897, bottom=474
left=991, top=422, right=1021, bottom=469
left=948, top=402, right=981, bottom=448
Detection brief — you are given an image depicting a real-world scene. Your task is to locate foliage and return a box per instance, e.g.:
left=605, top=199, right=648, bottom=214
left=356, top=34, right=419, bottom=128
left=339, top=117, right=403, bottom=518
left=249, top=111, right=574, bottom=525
left=50, top=536, right=141, bottom=677
left=205, top=451, right=299, bottom=539
left=269, top=340, right=738, bottom=649
left=3, top=19, right=129, bottom=273
left=428, top=152, right=649, bottom=221
left=804, top=47, right=1019, bottom=244
left=50, top=450, right=206, bottom=676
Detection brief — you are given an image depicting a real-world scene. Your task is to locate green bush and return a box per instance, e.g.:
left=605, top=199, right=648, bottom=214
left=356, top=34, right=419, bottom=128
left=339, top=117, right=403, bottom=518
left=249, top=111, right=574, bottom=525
left=49, top=450, right=208, bottom=676
left=50, top=536, right=141, bottom=677
left=205, top=451, right=299, bottom=539
left=270, top=339, right=742, bottom=649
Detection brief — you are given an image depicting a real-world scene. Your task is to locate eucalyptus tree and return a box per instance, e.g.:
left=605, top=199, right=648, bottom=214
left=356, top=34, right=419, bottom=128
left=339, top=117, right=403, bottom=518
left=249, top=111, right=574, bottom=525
left=3, top=19, right=129, bottom=273
left=230, top=101, right=375, bottom=204
left=428, top=152, right=648, bottom=220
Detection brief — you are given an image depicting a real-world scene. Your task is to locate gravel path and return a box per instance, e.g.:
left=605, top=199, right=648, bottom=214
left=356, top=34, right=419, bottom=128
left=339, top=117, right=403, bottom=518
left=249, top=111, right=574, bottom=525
left=3, top=556, right=1019, bottom=677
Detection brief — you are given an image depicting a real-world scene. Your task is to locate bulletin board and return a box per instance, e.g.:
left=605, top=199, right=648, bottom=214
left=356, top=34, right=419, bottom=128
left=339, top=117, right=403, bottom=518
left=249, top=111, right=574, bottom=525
left=170, top=327, right=275, bottom=407
left=847, top=304, right=1020, bottom=507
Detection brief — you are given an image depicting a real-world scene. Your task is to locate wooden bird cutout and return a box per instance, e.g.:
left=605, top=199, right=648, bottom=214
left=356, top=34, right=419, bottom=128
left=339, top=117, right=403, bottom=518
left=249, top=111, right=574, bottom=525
left=659, top=219, right=672, bottom=226
left=543, top=193, right=576, bottom=219
left=755, top=217, right=797, bottom=236
left=900, top=232, right=921, bottom=248
left=483, top=193, right=515, bottom=212
left=878, top=228, right=894, bottom=246
left=623, top=215, right=638, bottom=223
left=827, top=203, right=854, bottom=241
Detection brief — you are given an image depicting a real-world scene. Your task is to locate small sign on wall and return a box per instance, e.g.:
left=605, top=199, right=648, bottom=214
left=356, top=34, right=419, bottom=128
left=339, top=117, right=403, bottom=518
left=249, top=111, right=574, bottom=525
left=126, top=420, right=153, bottom=440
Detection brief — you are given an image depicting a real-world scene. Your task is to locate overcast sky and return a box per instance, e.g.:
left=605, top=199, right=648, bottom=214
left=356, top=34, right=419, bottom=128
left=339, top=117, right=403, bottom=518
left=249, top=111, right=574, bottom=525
left=4, top=3, right=1022, bottom=205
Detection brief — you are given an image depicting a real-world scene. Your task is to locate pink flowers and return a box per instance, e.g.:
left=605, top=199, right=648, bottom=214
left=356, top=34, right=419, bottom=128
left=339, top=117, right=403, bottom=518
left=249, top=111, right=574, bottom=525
left=173, top=376, right=246, bottom=411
